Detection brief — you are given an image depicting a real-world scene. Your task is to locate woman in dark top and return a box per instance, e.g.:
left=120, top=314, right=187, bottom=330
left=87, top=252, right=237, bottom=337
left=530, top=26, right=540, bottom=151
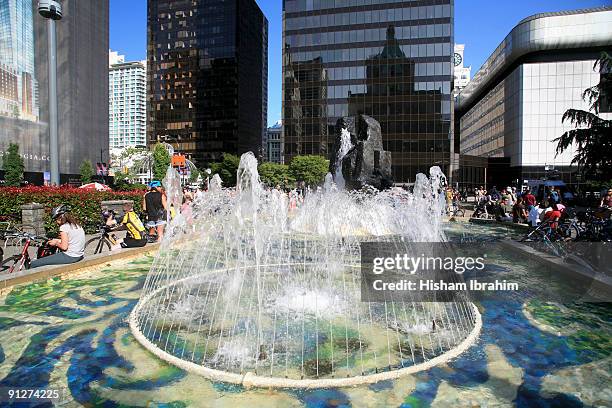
left=143, top=181, right=167, bottom=242
left=512, top=197, right=528, bottom=224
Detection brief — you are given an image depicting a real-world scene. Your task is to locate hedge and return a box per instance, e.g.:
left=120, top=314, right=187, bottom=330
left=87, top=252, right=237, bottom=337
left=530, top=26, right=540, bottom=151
left=0, top=186, right=146, bottom=236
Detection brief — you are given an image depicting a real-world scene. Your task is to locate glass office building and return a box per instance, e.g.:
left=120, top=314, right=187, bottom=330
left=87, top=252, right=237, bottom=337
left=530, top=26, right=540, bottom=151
left=148, top=0, right=268, bottom=166
left=456, top=7, right=612, bottom=186
left=283, top=0, right=454, bottom=182
left=0, top=0, right=109, bottom=182
left=0, top=0, right=38, bottom=121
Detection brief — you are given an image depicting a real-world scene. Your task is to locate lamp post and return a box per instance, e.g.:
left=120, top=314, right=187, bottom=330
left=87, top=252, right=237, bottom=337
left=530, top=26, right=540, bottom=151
left=38, top=1, right=62, bottom=186
left=100, top=148, right=108, bottom=184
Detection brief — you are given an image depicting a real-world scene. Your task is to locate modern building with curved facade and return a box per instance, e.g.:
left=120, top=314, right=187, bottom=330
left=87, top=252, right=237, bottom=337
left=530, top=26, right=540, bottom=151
left=455, top=7, right=612, bottom=187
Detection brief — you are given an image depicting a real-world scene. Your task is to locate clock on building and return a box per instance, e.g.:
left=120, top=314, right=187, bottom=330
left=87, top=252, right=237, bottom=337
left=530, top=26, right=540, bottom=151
left=453, top=52, right=462, bottom=67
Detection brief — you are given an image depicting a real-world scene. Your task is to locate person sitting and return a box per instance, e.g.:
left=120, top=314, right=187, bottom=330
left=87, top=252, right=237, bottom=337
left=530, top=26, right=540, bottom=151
left=512, top=197, right=528, bottom=224
left=104, top=203, right=148, bottom=248
left=30, top=205, right=85, bottom=268
left=543, top=203, right=562, bottom=229
left=528, top=203, right=543, bottom=227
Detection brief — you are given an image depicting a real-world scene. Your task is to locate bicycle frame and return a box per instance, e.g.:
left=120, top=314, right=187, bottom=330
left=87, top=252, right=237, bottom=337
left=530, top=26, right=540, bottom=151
left=88, top=226, right=119, bottom=254
left=5, top=236, right=33, bottom=274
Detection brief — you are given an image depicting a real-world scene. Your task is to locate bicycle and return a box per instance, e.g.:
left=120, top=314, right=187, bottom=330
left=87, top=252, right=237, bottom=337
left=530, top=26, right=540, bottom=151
left=84, top=225, right=120, bottom=254
left=447, top=203, right=465, bottom=217
left=0, top=232, right=54, bottom=273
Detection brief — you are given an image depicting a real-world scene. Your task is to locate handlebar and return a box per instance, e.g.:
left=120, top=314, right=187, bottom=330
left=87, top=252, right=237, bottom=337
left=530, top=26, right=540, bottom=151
left=3, top=231, right=48, bottom=241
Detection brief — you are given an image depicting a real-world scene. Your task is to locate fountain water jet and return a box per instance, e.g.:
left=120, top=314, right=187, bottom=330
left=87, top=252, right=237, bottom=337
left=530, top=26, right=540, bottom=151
left=129, top=152, right=481, bottom=388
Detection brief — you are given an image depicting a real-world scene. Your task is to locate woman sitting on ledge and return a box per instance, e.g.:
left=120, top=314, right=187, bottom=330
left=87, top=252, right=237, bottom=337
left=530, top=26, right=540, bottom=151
left=30, top=205, right=85, bottom=269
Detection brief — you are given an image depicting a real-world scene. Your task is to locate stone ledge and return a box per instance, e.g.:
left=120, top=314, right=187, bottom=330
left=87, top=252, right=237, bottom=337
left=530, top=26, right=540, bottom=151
left=0, top=243, right=159, bottom=293
left=500, top=240, right=612, bottom=300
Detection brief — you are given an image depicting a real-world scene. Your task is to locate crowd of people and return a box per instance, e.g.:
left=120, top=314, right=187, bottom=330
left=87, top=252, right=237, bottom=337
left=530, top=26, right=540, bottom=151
left=473, top=185, right=612, bottom=227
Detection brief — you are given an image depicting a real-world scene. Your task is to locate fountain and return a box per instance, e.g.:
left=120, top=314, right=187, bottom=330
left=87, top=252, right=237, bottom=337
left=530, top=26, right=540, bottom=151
left=129, top=152, right=481, bottom=388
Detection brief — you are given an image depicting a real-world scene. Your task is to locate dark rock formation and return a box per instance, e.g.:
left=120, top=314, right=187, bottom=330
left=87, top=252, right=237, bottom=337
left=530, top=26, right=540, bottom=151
left=329, top=115, right=393, bottom=190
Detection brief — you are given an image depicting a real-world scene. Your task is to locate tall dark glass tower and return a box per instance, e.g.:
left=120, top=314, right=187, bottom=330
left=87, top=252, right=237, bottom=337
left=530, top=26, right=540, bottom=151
left=148, top=0, right=268, bottom=165
left=283, top=0, right=454, bottom=182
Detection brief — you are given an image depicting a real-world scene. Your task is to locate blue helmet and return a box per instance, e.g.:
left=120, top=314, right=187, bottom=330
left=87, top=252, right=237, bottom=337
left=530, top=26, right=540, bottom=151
left=149, top=181, right=162, bottom=188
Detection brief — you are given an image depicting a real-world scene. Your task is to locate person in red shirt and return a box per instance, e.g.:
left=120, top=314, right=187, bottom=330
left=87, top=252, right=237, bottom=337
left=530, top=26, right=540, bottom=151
left=544, top=203, right=562, bottom=229
left=523, top=188, right=536, bottom=207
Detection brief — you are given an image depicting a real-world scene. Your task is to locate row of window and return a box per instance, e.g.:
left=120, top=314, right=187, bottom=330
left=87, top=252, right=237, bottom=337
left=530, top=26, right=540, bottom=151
left=286, top=0, right=447, bottom=12
left=286, top=24, right=451, bottom=48
left=285, top=4, right=451, bottom=28
left=287, top=44, right=451, bottom=64
left=320, top=81, right=452, bottom=97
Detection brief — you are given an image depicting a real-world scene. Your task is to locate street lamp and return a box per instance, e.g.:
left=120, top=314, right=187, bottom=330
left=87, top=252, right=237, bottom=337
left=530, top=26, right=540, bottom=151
left=38, top=1, right=62, bottom=186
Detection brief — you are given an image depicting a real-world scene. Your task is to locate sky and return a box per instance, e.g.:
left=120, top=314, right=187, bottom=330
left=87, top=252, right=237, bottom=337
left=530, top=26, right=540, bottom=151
left=110, top=0, right=610, bottom=125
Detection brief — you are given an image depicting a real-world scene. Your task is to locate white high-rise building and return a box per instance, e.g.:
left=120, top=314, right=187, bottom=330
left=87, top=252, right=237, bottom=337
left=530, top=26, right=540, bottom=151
left=453, top=44, right=471, bottom=96
left=109, top=50, right=146, bottom=148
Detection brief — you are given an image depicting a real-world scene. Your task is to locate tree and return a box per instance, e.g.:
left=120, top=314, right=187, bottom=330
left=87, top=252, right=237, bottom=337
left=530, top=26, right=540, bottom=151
left=209, top=153, right=240, bottom=187
left=3, top=143, right=25, bottom=186
left=554, top=52, right=612, bottom=180
left=259, top=162, right=294, bottom=188
left=152, top=143, right=171, bottom=181
left=189, top=167, right=200, bottom=184
left=288, top=155, right=329, bottom=186
left=79, top=159, right=94, bottom=184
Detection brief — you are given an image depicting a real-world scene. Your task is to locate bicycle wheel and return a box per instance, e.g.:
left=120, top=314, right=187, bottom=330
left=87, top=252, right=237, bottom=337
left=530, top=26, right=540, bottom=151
left=560, top=224, right=581, bottom=241
left=85, top=237, right=111, bottom=254
left=1, top=255, right=22, bottom=273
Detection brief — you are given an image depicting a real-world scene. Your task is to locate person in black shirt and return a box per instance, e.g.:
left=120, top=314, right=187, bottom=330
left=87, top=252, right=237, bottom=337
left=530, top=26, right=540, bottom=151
left=143, top=181, right=167, bottom=242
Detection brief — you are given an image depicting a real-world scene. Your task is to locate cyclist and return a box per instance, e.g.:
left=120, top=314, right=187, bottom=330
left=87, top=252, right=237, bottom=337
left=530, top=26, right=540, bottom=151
left=30, top=205, right=85, bottom=268
left=104, top=202, right=148, bottom=248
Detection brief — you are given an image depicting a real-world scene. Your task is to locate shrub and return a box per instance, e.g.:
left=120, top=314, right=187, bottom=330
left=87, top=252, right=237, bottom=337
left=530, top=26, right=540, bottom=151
left=0, top=186, right=146, bottom=236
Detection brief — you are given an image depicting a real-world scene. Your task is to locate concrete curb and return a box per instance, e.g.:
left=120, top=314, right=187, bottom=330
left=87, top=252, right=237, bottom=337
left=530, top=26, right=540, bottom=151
left=500, top=240, right=612, bottom=299
left=468, top=218, right=532, bottom=231
left=0, top=243, right=159, bottom=293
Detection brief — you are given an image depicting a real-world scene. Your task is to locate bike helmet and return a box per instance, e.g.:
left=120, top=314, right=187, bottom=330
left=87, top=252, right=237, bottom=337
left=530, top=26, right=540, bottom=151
left=51, top=204, right=70, bottom=220
left=149, top=181, right=162, bottom=188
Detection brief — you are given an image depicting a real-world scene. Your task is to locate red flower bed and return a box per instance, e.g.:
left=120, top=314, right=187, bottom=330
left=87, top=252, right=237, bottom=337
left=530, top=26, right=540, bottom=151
left=0, top=186, right=146, bottom=235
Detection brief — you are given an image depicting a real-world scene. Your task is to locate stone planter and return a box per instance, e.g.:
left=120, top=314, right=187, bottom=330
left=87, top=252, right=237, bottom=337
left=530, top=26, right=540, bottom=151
left=101, top=200, right=134, bottom=218
left=20, top=203, right=46, bottom=236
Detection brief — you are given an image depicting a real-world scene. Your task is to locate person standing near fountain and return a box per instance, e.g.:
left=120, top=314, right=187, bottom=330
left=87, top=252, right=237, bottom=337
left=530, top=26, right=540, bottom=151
left=143, top=181, right=167, bottom=242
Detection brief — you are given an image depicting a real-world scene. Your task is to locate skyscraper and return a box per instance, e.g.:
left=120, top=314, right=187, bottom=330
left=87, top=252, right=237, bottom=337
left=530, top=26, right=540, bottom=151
left=109, top=52, right=147, bottom=149
left=283, top=0, right=454, bottom=182
left=0, top=0, right=38, bottom=121
left=147, top=0, right=268, bottom=166
left=0, top=0, right=109, bottom=182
